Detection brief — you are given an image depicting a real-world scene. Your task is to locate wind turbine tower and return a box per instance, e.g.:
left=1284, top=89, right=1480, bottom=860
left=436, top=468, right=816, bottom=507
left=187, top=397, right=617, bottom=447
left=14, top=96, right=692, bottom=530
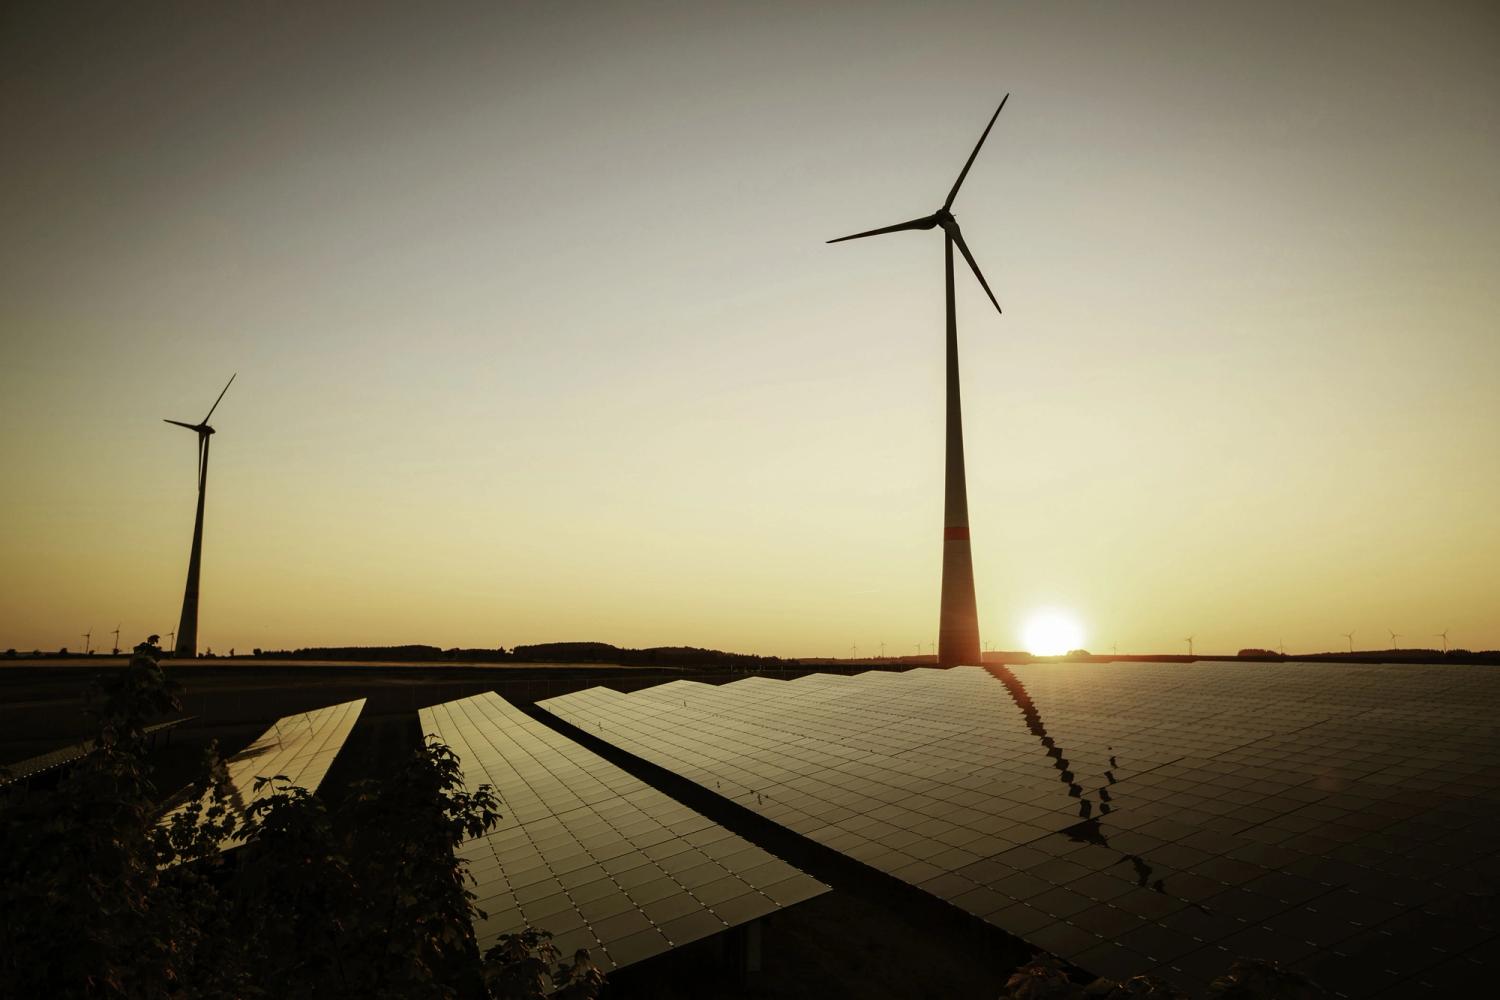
left=1436, top=629, right=1449, bottom=653
left=1388, top=629, right=1402, bottom=650
left=1342, top=631, right=1355, bottom=653
left=81, top=629, right=92, bottom=655
left=111, top=624, right=121, bottom=656
left=165, top=374, right=236, bottom=658
left=1185, top=635, right=1195, bottom=656
left=829, top=95, right=1010, bottom=668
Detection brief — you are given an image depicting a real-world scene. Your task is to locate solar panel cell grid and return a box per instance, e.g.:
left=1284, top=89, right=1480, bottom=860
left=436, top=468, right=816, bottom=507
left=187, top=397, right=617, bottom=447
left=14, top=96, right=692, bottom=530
left=419, top=692, right=827, bottom=974
left=540, top=661, right=1500, bottom=996
left=159, top=698, right=365, bottom=848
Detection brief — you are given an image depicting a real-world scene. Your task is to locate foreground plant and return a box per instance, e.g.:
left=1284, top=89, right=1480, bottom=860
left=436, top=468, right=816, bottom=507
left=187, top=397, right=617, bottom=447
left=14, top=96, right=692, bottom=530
left=0, top=640, right=600, bottom=1000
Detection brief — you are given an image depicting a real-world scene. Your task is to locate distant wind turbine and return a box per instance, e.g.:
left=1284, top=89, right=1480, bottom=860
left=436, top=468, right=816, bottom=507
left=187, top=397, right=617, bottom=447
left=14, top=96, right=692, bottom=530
left=81, top=629, right=92, bottom=655
left=111, top=624, right=121, bottom=655
left=1342, top=631, right=1355, bottom=653
left=1435, top=629, right=1449, bottom=653
left=1184, top=635, right=1195, bottom=656
left=1388, top=629, right=1402, bottom=650
left=165, top=374, right=236, bottom=658
left=830, top=95, right=1010, bottom=667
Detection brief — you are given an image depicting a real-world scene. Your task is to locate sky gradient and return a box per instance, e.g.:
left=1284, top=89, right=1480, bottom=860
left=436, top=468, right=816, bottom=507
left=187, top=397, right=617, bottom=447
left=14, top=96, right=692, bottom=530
left=3, top=1, right=1497, bottom=656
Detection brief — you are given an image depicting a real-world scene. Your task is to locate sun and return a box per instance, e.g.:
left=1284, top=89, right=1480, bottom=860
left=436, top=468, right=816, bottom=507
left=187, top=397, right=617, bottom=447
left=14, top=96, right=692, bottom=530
left=1021, top=609, right=1085, bottom=656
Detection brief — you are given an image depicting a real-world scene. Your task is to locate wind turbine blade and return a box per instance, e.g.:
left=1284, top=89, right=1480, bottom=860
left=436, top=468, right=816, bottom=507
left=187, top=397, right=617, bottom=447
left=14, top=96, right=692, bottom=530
left=944, top=94, right=1009, bottom=210
left=202, top=372, right=237, bottom=424
left=950, top=226, right=1002, bottom=314
left=827, top=214, right=938, bottom=244
left=164, top=419, right=201, bottom=431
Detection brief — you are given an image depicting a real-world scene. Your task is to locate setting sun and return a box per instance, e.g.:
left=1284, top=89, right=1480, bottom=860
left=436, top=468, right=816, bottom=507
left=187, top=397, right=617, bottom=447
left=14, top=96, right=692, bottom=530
left=1021, top=609, right=1085, bottom=656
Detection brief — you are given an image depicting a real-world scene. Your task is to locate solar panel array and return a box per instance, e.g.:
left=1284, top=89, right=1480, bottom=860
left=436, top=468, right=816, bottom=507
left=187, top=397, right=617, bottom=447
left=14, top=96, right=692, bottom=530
left=540, top=662, right=1500, bottom=996
left=419, top=692, right=827, bottom=973
left=160, top=698, right=365, bottom=846
left=2, top=717, right=192, bottom=786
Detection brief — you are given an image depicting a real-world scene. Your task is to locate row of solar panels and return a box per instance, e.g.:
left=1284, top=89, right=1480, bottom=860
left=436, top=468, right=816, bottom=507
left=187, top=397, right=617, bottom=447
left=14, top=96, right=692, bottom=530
left=538, top=662, right=1500, bottom=997
left=155, top=659, right=1499, bottom=994
left=1, top=716, right=194, bottom=786
left=160, top=692, right=828, bottom=975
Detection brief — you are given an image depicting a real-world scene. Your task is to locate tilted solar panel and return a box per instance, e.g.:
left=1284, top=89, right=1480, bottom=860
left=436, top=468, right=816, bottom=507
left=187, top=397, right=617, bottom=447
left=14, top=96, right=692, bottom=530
left=419, top=692, right=827, bottom=974
left=540, top=662, right=1500, bottom=996
left=160, top=698, right=365, bottom=849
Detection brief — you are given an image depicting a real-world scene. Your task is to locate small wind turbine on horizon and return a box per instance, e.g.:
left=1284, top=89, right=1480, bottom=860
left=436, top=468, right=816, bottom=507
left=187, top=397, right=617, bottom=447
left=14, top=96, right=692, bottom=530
left=1436, top=629, right=1449, bottom=653
left=1388, top=628, right=1402, bottom=650
left=829, top=94, right=1010, bottom=668
left=81, top=629, right=92, bottom=655
left=111, top=624, right=121, bottom=655
left=1342, top=631, right=1355, bottom=653
left=1184, top=635, right=1195, bottom=656
left=165, top=374, right=236, bottom=658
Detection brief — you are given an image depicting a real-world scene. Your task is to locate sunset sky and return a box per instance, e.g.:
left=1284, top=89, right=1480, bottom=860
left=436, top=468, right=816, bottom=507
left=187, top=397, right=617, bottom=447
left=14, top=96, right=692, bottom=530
left=2, top=1, right=1496, bottom=657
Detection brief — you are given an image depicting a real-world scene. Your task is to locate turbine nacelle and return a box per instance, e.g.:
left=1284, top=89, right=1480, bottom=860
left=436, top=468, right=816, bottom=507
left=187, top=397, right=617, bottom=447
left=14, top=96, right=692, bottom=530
left=164, top=419, right=214, bottom=435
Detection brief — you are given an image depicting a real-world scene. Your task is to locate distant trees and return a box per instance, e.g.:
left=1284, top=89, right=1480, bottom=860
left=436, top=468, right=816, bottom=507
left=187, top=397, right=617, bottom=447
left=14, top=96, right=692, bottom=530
left=0, top=641, right=602, bottom=999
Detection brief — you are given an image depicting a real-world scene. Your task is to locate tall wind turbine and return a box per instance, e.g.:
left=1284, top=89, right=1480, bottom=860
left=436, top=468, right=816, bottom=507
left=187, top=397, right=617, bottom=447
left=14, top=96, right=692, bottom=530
left=81, top=629, right=92, bottom=655
left=1342, top=631, right=1355, bottom=653
left=111, top=624, right=121, bottom=655
left=1184, top=635, right=1195, bottom=656
left=1435, top=628, right=1449, bottom=653
left=829, top=95, right=1009, bottom=667
left=1388, top=629, right=1402, bottom=650
left=165, top=374, right=236, bottom=658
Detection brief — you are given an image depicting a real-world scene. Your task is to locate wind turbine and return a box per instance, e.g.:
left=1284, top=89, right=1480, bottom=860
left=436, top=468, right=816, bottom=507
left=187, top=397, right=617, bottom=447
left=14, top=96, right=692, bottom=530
left=165, top=374, right=236, bottom=658
left=1184, top=635, right=1195, bottom=656
left=1342, top=631, right=1354, bottom=653
left=1435, top=628, right=1449, bottom=653
left=81, top=629, right=92, bottom=655
left=111, top=624, right=121, bottom=656
left=1388, top=629, right=1402, bottom=650
left=829, top=95, right=1009, bottom=668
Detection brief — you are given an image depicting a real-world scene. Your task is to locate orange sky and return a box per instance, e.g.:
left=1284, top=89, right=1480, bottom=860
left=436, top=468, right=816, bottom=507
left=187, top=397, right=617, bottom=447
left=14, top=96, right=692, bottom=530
left=2, top=2, right=1496, bottom=656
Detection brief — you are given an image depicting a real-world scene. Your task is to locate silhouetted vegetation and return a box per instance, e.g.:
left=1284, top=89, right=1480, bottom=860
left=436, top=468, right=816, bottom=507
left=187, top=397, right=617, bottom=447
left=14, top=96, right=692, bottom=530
left=513, top=641, right=787, bottom=670
left=0, top=642, right=602, bottom=999
left=999, top=954, right=1325, bottom=999
left=244, top=640, right=789, bottom=670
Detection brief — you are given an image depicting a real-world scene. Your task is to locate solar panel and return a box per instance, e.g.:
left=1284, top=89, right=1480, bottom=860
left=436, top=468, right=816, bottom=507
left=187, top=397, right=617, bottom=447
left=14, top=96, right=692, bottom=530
left=419, top=692, right=827, bottom=973
left=1, top=717, right=193, bottom=786
left=159, top=698, right=365, bottom=847
left=539, top=662, right=1500, bottom=996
